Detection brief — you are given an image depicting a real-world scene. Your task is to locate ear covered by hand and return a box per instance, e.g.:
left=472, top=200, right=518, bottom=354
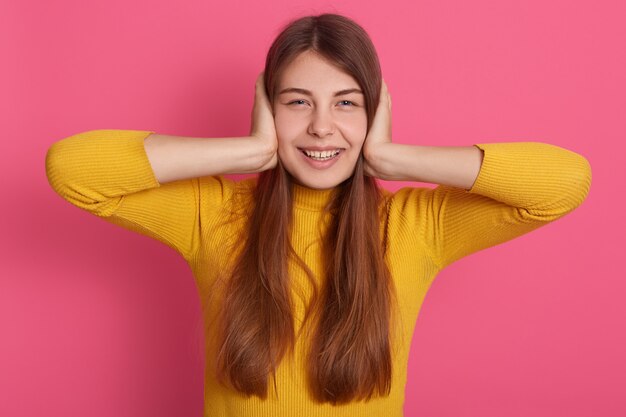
left=363, top=79, right=394, bottom=179
left=249, top=71, right=279, bottom=171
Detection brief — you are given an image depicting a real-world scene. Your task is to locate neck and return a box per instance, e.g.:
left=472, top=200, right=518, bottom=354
left=291, top=181, right=338, bottom=211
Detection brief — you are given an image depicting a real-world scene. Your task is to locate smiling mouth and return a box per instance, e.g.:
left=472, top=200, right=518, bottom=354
left=298, top=148, right=345, bottom=161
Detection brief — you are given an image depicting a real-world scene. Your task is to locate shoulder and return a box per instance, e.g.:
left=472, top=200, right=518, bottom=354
left=381, top=184, right=435, bottom=212
left=193, top=175, right=258, bottom=216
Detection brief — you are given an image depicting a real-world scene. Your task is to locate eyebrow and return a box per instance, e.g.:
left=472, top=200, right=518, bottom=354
left=278, top=87, right=363, bottom=97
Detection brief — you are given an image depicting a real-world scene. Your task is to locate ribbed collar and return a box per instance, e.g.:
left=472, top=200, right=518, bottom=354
left=291, top=182, right=338, bottom=211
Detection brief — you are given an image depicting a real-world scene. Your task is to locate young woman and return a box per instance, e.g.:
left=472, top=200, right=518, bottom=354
left=45, top=13, right=592, bottom=417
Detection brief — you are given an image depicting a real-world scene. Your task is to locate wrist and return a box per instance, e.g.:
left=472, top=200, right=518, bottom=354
left=246, top=135, right=277, bottom=172
left=364, top=142, right=400, bottom=180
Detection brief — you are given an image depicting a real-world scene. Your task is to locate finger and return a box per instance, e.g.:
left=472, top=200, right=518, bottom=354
left=382, top=79, right=391, bottom=110
left=255, top=72, right=267, bottom=98
left=256, top=74, right=270, bottom=100
left=379, top=80, right=389, bottom=107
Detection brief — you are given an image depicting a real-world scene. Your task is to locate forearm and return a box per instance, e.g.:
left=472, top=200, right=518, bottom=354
left=368, top=143, right=484, bottom=190
left=144, top=133, right=274, bottom=184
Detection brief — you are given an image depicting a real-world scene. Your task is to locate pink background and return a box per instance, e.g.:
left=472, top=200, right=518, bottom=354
left=1, top=0, right=624, bottom=416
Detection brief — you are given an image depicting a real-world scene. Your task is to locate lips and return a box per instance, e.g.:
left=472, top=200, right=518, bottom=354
left=300, top=148, right=342, bottom=158
left=298, top=147, right=343, bottom=168
left=298, top=146, right=345, bottom=151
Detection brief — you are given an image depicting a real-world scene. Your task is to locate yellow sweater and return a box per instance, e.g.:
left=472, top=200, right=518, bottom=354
left=45, top=129, right=592, bottom=417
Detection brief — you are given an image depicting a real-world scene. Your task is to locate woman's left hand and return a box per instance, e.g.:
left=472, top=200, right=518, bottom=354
left=363, top=79, right=395, bottom=179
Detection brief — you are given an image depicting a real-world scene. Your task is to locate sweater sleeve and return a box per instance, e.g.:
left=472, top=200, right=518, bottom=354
left=389, top=141, right=592, bottom=270
left=45, top=129, right=235, bottom=262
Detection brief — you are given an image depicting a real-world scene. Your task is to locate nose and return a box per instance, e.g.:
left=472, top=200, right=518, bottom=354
left=307, top=107, right=335, bottom=138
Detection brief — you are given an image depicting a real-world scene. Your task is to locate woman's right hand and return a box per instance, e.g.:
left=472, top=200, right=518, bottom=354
left=249, top=71, right=278, bottom=171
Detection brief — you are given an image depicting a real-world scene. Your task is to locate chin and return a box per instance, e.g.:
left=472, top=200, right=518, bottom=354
left=308, top=182, right=338, bottom=190
left=298, top=177, right=338, bottom=190
left=290, top=172, right=347, bottom=190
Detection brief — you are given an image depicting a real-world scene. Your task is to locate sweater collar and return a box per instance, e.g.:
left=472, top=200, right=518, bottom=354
left=291, top=182, right=337, bottom=211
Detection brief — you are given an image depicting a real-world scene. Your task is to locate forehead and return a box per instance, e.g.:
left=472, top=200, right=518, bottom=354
left=278, top=51, right=359, bottom=91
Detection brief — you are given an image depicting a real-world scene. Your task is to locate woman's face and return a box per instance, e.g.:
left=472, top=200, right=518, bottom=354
left=273, top=50, right=368, bottom=190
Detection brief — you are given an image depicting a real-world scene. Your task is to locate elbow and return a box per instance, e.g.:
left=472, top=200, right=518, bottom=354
left=552, top=153, right=592, bottom=216
left=45, top=139, right=114, bottom=215
left=522, top=153, right=592, bottom=221
left=566, top=153, right=592, bottom=210
left=45, top=142, right=68, bottom=197
left=545, top=146, right=593, bottom=214
left=45, top=131, right=96, bottom=199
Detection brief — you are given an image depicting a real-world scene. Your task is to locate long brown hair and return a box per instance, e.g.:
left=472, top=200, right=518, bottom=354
left=214, top=13, right=397, bottom=404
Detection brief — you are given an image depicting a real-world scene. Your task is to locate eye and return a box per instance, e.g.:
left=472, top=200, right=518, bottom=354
left=286, top=99, right=358, bottom=107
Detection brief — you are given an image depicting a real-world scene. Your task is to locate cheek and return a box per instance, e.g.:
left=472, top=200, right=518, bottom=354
left=277, top=142, right=291, bottom=162
left=273, top=118, right=296, bottom=161
left=274, top=112, right=300, bottom=143
left=338, top=116, right=368, bottom=148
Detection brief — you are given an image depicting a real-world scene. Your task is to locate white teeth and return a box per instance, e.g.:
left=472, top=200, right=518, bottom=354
left=302, top=149, right=341, bottom=160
